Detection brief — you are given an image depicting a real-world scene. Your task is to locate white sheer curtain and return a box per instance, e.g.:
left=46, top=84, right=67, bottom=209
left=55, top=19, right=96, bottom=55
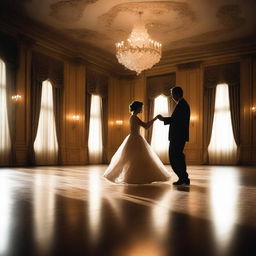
left=0, top=59, right=11, bottom=165
left=151, top=95, right=169, bottom=163
left=34, top=80, right=58, bottom=165
left=208, top=83, right=237, bottom=164
left=88, top=94, right=103, bottom=164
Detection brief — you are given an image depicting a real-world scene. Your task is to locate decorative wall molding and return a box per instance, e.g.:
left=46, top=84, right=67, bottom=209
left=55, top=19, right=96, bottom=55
left=177, top=61, right=202, bottom=70
left=1, top=7, right=256, bottom=79
left=0, top=11, right=121, bottom=76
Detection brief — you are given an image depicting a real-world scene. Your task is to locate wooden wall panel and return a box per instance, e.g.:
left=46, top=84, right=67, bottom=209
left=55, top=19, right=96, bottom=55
left=252, top=57, right=256, bottom=163
left=14, top=40, right=31, bottom=165
left=107, top=77, right=134, bottom=160
left=107, top=77, right=121, bottom=159
left=61, top=62, right=86, bottom=165
left=240, top=57, right=254, bottom=163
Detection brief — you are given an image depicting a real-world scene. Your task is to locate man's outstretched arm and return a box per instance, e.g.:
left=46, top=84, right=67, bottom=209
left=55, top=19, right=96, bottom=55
left=157, top=114, right=172, bottom=125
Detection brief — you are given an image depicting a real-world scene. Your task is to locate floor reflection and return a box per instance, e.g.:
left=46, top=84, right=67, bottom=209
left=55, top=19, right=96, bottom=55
left=0, top=165, right=256, bottom=256
left=33, top=173, right=56, bottom=254
left=210, top=168, right=239, bottom=252
left=151, top=186, right=172, bottom=239
left=88, top=170, right=102, bottom=244
left=0, top=173, right=11, bottom=255
left=112, top=238, right=166, bottom=256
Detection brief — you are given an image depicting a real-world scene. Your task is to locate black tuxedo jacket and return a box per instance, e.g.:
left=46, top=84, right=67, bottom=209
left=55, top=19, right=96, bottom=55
left=163, top=98, right=190, bottom=142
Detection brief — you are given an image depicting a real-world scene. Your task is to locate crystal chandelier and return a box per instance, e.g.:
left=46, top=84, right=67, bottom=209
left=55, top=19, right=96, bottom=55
left=115, top=12, right=162, bottom=75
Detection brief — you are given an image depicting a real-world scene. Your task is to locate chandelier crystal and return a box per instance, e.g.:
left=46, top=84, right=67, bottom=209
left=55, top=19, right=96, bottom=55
left=115, top=13, right=162, bottom=75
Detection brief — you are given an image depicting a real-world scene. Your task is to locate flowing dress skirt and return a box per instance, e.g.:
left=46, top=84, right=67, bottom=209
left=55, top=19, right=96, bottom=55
left=104, top=134, right=171, bottom=184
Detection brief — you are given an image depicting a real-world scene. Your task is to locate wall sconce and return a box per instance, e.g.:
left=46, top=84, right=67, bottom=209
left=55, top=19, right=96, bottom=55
left=12, top=95, right=22, bottom=101
left=252, top=106, right=256, bottom=119
left=190, top=115, right=197, bottom=127
left=69, top=115, right=80, bottom=129
left=190, top=115, right=197, bottom=121
left=71, top=115, right=80, bottom=121
left=115, top=120, right=123, bottom=126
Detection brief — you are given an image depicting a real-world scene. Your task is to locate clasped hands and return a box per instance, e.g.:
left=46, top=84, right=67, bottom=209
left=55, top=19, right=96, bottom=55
left=153, top=114, right=164, bottom=121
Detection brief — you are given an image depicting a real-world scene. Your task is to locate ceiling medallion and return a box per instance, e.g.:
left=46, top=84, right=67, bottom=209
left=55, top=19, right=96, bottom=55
left=115, top=12, right=162, bottom=75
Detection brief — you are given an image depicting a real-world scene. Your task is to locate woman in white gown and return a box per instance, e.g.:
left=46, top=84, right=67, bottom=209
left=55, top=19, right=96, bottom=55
left=104, top=101, right=171, bottom=184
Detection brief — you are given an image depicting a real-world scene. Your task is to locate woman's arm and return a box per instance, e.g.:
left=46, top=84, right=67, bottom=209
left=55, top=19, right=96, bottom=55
left=135, top=116, right=157, bottom=129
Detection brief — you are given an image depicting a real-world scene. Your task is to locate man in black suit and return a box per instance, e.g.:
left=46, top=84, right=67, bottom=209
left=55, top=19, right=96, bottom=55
left=157, top=86, right=190, bottom=185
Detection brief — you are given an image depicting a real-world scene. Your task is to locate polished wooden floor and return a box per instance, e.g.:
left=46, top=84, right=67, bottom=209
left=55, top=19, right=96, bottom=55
left=0, top=165, right=256, bottom=256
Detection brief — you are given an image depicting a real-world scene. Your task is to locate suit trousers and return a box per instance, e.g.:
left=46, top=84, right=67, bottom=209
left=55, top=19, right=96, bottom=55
left=169, top=140, right=189, bottom=181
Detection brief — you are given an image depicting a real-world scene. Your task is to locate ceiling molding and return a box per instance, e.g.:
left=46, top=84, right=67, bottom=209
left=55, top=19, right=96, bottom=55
left=0, top=6, right=122, bottom=77
left=1, top=3, right=256, bottom=78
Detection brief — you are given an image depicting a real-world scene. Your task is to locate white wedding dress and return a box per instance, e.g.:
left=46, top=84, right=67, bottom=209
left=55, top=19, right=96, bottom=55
left=104, top=115, right=171, bottom=184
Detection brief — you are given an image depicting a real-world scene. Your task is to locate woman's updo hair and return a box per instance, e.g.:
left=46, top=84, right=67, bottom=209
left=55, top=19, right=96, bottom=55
left=129, top=101, right=143, bottom=112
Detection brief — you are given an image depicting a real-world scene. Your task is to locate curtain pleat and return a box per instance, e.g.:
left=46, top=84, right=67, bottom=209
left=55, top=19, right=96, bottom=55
left=5, top=63, right=16, bottom=164
left=52, top=86, right=63, bottom=164
left=29, top=79, right=43, bottom=165
left=228, top=84, right=240, bottom=145
left=86, top=92, right=92, bottom=163
left=102, top=97, right=108, bottom=163
left=146, top=98, right=154, bottom=143
left=0, top=32, right=18, bottom=165
left=203, top=87, right=216, bottom=163
left=229, top=83, right=240, bottom=162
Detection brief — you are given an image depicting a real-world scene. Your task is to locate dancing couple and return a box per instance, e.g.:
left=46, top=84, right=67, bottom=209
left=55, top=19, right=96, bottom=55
left=104, top=86, right=190, bottom=186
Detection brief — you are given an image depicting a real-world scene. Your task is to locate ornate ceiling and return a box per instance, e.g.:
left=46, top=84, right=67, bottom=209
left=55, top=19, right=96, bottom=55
left=3, top=0, right=256, bottom=55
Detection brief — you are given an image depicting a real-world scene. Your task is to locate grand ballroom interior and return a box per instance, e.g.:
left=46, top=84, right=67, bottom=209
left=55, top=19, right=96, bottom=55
left=0, top=0, right=256, bottom=256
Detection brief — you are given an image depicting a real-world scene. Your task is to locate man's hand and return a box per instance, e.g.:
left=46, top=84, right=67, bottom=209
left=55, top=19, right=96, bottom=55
left=156, top=114, right=164, bottom=121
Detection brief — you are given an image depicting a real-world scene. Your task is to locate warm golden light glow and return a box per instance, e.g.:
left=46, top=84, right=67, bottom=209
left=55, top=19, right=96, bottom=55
left=0, top=59, right=11, bottom=164
left=151, top=189, right=172, bottom=238
left=190, top=115, right=197, bottom=121
left=151, top=95, right=169, bottom=163
left=71, top=115, right=80, bottom=121
left=208, top=83, right=237, bottom=164
left=115, top=13, right=162, bottom=75
left=88, top=171, right=102, bottom=244
left=33, top=174, right=56, bottom=254
left=34, top=80, right=59, bottom=165
left=88, top=95, right=103, bottom=163
left=115, top=120, right=123, bottom=125
left=113, top=239, right=165, bottom=256
left=252, top=106, right=256, bottom=112
left=210, top=169, right=238, bottom=250
left=11, top=94, right=22, bottom=101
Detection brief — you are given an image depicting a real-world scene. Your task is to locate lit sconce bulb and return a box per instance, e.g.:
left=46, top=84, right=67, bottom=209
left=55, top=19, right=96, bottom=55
left=12, top=95, right=21, bottom=101
left=190, top=115, right=197, bottom=127
left=252, top=106, right=256, bottom=112
left=69, top=115, right=80, bottom=129
left=115, top=120, right=123, bottom=125
left=71, top=115, right=80, bottom=121
left=190, top=115, right=197, bottom=122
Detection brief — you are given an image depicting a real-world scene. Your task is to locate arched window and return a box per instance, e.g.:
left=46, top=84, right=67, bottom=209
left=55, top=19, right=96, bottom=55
left=208, top=83, right=237, bottom=164
left=151, top=95, right=169, bottom=163
left=34, top=80, right=58, bottom=165
left=88, top=95, right=103, bottom=163
left=0, top=59, right=11, bottom=165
